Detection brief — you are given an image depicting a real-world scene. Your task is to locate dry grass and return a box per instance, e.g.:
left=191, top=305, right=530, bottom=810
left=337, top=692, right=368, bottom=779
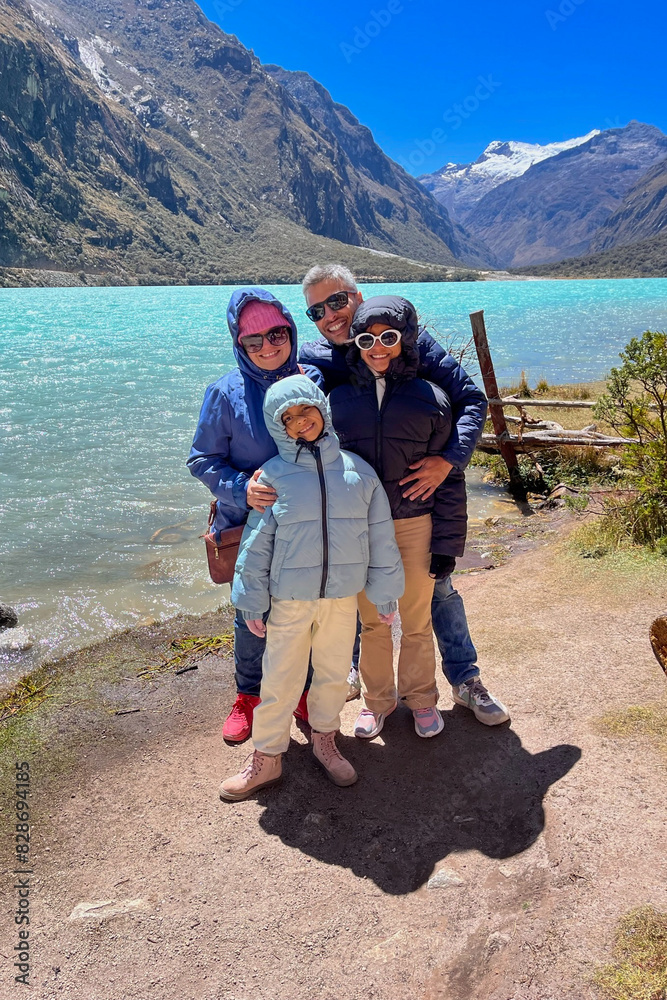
left=496, top=379, right=613, bottom=433
left=0, top=676, right=55, bottom=724
left=137, top=632, right=233, bottom=678
left=595, top=704, right=667, bottom=755
left=594, top=906, right=667, bottom=1000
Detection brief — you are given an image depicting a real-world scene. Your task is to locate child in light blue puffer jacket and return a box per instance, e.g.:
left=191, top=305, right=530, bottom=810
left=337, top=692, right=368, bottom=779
left=220, top=375, right=404, bottom=801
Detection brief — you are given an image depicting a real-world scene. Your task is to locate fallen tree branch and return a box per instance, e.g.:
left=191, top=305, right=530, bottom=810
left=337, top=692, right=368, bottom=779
left=479, top=431, right=639, bottom=450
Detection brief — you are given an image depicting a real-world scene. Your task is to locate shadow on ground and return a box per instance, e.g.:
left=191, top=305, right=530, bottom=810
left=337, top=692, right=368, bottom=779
left=256, top=706, right=581, bottom=894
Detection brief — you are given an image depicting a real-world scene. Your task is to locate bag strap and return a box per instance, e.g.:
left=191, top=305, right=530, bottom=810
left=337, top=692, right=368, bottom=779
left=208, top=499, right=217, bottom=528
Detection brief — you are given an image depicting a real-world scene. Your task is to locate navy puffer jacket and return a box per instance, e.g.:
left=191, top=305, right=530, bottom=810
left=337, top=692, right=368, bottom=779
left=329, top=296, right=466, bottom=554
left=300, top=324, right=487, bottom=472
left=187, top=287, right=322, bottom=536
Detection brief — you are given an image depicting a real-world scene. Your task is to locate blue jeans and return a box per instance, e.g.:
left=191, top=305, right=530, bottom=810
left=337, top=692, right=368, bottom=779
left=431, top=576, right=480, bottom=688
left=351, top=612, right=361, bottom=669
left=234, top=608, right=312, bottom=696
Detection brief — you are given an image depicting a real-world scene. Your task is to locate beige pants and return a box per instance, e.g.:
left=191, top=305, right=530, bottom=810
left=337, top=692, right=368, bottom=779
left=252, top=596, right=358, bottom=756
left=357, top=514, right=437, bottom=713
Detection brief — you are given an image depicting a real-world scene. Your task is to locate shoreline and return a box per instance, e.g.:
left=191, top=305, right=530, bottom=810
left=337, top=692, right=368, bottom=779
left=0, top=500, right=554, bottom=708
left=0, top=468, right=524, bottom=693
left=5, top=268, right=666, bottom=290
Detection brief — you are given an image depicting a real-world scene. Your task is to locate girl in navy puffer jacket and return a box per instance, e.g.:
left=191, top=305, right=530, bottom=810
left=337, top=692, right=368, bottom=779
left=187, top=288, right=323, bottom=743
left=220, top=376, right=404, bottom=802
left=330, top=296, right=455, bottom=741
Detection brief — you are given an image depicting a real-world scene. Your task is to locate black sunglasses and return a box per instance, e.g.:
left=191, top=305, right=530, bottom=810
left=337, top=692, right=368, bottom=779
left=240, top=326, right=291, bottom=355
left=305, top=290, right=355, bottom=323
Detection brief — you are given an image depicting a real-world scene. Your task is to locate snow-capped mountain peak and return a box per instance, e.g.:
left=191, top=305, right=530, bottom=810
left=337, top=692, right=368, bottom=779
left=470, top=131, right=600, bottom=178
left=420, top=130, right=600, bottom=218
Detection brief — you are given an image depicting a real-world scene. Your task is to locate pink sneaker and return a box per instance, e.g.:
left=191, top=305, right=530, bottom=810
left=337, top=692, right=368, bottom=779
left=353, top=703, right=396, bottom=739
left=222, top=694, right=260, bottom=743
left=219, top=751, right=282, bottom=801
left=413, top=706, right=444, bottom=738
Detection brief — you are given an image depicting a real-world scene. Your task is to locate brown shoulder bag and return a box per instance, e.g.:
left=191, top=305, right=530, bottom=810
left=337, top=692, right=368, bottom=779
left=203, top=500, right=244, bottom=585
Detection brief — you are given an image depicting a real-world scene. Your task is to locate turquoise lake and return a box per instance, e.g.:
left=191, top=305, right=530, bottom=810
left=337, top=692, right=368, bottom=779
left=1, top=277, right=666, bottom=681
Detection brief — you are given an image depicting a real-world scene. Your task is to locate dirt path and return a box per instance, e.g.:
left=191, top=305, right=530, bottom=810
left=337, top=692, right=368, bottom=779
left=1, top=522, right=666, bottom=1000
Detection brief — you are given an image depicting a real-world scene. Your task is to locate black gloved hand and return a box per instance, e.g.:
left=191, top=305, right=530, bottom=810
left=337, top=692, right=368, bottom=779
left=429, top=554, right=456, bottom=581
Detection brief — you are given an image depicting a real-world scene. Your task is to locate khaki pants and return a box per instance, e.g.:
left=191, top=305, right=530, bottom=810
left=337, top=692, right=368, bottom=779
left=357, top=514, right=437, bottom=713
left=253, top=596, right=358, bottom=756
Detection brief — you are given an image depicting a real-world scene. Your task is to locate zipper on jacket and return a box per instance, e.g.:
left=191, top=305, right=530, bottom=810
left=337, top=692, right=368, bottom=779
left=374, top=380, right=392, bottom=481
left=313, top=445, right=329, bottom=598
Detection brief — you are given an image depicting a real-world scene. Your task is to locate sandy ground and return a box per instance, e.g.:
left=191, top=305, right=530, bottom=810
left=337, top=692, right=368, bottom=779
left=1, top=519, right=666, bottom=1000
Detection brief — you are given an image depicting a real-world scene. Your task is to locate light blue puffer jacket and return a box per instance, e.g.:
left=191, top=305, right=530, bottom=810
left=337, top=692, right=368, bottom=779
left=231, top=375, right=404, bottom=618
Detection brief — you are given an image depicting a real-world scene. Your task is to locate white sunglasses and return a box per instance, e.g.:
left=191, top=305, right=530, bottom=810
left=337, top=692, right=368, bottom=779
left=354, top=329, right=402, bottom=351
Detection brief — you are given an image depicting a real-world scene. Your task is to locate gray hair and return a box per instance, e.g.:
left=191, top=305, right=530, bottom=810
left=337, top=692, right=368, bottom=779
left=301, top=263, right=358, bottom=295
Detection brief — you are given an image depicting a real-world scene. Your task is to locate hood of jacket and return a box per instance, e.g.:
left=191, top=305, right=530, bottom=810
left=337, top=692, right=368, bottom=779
left=263, top=374, right=340, bottom=464
left=227, top=286, right=300, bottom=385
left=347, top=295, right=421, bottom=384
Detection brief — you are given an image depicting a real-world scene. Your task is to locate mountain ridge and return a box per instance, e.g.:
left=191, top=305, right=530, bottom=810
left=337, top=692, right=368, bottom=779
left=259, top=64, right=495, bottom=268
left=588, top=156, right=667, bottom=253
left=418, top=130, right=600, bottom=220
left=0, top=0, right=491, bottom=285
left=459, top=122, right=667, bottom=268
left=511, top=155, right=667, bottom=278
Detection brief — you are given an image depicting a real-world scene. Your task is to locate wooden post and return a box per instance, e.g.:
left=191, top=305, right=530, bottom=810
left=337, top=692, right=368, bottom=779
left=469, top=310, right=523, bottom=495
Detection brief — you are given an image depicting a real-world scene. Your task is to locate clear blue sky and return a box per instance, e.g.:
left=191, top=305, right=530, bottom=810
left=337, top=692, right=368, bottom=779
left=198, top=0, right=667, bottom=176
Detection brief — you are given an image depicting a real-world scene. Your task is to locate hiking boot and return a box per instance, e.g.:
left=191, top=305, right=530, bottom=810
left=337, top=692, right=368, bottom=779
left=222, top=693, right=260, bottom=743
left=353, top=703, right=396, bottom=739
left=312, top=731, right=358, bottom=787
left=452, top=678, right=510, bottom=726
left=346, top=665, right=361, bottom=701
left=413, top=706, right=444, bottom=738
left=293, top=691, right=309, bottom=722
left=219, top=751, right=282, bottom=801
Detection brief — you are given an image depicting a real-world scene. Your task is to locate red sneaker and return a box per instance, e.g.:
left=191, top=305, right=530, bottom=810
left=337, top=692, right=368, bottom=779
left=293, top=691, right=309, bottom=723
left=222, top=693, right=260, bottom=743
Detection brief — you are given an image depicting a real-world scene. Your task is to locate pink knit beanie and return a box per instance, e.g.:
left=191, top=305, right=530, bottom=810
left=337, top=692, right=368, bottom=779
left=238, top=301, right=288, bottom=338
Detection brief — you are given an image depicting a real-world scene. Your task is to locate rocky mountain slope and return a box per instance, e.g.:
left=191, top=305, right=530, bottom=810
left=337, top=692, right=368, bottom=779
left=0, top=0, right=492, bottom=286
left=511, top=166, right=667, bottom=279
left=264, top=64, right=494, bottom=268
left=418, top=131, right=599, bottom=220
left=510, top=157, right=667, bottom=277
left=451, top=122, right=667, bottom=269
left=587, top=156, right=667, bottom=253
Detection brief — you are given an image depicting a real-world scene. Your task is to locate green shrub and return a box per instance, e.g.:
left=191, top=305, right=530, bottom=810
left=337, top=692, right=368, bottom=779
left=594, top=331, right=667, bottom=548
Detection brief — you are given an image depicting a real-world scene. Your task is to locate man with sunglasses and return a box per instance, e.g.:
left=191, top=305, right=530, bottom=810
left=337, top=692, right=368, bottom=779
left=298, top=264, right=509, bottom=727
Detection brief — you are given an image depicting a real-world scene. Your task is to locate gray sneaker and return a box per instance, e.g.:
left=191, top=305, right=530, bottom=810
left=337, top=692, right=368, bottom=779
left=346, top=665, right=361, bottom=702
left=452, top=678, right=510, bottom=726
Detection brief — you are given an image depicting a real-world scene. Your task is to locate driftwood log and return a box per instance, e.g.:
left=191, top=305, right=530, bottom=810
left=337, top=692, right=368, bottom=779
left=490, top=396, right=658, bottom=411
left=489, top=397, right=598, bottom=409
left=503, top=414, right=565, bottom=430
left=478, top=431, right=639, bottom=451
